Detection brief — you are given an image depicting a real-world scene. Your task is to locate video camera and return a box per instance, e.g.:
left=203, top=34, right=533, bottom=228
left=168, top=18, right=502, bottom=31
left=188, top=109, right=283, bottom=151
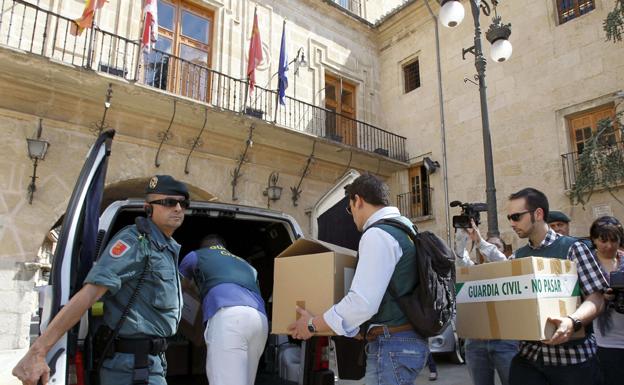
left=450, top=200, right=488, bottom=229
left=609, top=270, right=624, bottom=314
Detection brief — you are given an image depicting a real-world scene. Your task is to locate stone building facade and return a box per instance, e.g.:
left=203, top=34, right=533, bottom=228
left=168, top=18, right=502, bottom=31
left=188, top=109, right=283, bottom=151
left=1, top=0, right=623, bottom=382
left=377, top=0, right=623, bottom=247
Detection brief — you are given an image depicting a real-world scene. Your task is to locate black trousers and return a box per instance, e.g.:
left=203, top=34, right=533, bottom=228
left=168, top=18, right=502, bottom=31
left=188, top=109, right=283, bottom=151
left=509, top=353, right=601, bottom=385
left=597, top=347, right=624, bottom=385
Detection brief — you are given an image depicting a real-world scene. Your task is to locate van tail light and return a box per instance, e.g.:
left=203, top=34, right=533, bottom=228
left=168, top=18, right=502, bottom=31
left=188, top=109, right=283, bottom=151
left=314, top=337, right=330, bottom=371
left=68, top=351, right=85, bottom=385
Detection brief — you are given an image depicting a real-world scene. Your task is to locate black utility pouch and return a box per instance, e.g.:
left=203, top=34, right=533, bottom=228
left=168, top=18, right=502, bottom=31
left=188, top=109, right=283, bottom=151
left=92, top=325, right=115, bottom=368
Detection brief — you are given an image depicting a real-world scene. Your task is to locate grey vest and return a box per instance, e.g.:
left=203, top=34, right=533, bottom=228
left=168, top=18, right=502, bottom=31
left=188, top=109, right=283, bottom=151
left=194, top=246, right=261, bottom=299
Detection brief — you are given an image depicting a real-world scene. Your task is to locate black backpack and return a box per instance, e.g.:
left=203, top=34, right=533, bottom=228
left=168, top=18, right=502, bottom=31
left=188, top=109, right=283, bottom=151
left=370, top=218, right=456, bottom=337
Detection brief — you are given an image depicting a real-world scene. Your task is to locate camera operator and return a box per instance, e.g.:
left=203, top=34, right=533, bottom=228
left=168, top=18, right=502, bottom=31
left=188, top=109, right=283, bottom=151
left=454, top=220, right=518, bottom=385
left=589, top=216, right=624, bottom=385
left=455, top=219, right=506, bottom=266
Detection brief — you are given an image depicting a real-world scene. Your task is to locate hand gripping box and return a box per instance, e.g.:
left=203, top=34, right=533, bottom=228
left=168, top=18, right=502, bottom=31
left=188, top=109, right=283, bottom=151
left=271, top=238, right=357, bottom=335
left=456, top=257, right=584, bottom=341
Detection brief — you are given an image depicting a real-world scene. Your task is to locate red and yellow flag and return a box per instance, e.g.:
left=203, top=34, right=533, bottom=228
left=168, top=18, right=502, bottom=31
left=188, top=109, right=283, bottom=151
left=246, top=8, right=263, bottom=92
left=71, top=0, right=107, bottom=36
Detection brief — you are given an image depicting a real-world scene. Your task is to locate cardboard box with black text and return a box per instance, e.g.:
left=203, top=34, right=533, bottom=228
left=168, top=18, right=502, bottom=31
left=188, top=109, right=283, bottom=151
left=456, top=257, right=584, bottom=341
left=271, top=238, right=357, bottom=335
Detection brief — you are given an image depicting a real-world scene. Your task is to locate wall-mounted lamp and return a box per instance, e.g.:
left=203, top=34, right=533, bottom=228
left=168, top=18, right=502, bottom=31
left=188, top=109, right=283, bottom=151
left=292, top=47, right=308, bottom=76
left=26, top=119, right=50, bottom=204
left=263, top=171, right=283, bottom=208
left=423, top=156, right=440, bottom=175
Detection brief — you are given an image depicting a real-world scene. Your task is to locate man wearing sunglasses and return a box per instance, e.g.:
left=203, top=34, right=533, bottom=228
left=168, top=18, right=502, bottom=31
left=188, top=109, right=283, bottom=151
left=13, top=174, right=188, bottom=385
left=288, top=173, right=428, bottom=385
left=506, top=188, right=607, bottom=385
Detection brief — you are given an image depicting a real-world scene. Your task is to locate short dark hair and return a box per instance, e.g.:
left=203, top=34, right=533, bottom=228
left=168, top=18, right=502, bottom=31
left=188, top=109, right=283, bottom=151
left=590, top=216, right=624, bottom=247
left=201, top=234, right=227, bottom=249
left=508, top=188, right=549, bottom=220
left=344, top=173, right=390, bottom=207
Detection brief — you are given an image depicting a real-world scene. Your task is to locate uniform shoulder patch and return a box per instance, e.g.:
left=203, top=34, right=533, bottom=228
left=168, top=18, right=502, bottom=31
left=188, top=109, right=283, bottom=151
left=110, top=239, right=131, bottom=258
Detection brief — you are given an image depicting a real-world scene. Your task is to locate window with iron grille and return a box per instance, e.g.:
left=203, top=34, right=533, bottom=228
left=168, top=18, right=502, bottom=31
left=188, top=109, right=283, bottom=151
left=403, top=59, right=420, bottom=93
left=556, top=0, right=595, bottom=25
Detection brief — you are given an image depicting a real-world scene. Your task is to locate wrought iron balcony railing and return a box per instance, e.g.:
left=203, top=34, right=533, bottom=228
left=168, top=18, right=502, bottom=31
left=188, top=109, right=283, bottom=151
left=561, top=141, right=624, bottom=190
left=0, top=0, right=407, bottom=161
left=396, top=189, right=433, bottom=219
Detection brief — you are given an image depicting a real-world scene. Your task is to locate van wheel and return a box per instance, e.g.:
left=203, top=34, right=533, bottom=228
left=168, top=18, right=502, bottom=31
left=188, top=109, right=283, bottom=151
left=449, top=338, right=465, bottom=364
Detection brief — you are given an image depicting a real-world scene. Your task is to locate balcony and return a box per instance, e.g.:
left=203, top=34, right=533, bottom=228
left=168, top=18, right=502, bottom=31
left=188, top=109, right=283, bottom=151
left=0, top=0, right=407, bottom=162
left=561, top=141, right=624, bottom=190
left=396, top=189, right=433, bottom=220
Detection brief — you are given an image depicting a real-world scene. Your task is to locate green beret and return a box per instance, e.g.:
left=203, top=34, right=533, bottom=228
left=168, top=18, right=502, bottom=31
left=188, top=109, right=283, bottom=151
left=145, top=175, right=189, bottom=199
left=547, top=210, right=570, bottom=223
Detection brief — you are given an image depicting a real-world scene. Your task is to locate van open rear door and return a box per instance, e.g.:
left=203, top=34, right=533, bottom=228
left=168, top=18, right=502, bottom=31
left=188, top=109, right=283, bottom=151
left=303, top=170, right=366, bottom=384
left=40, top=129, right=115, bottom=385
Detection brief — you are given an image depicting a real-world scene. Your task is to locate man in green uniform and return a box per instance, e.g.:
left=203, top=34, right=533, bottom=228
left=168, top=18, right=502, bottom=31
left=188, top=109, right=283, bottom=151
left=13, top=175, right=188, bottom=385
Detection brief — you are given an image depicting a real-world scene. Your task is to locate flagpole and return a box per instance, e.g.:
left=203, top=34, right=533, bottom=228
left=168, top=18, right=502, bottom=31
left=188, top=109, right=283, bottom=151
left=135, top=2, right=147, bottom=82
left=243, top=77, right=249, bottom=114
left=86, top=3, right=97, bottom=69
left=274, top=20, right=288, bottom=123
left=243, top=6, right=257, bottom=114
left=273, top=89, right=279, bottom=123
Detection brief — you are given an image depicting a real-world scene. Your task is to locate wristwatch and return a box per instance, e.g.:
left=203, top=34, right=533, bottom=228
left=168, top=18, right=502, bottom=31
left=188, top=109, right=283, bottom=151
left=307, top=317, right=317, bottom=333
left=567, top=316, right=583, bottom=332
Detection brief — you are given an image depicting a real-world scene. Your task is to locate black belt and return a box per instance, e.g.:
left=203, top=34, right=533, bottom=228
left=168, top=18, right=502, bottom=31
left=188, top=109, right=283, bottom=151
left=114, top=337, right=168, bottom=356
left=113, top=337, right=168, bottom=385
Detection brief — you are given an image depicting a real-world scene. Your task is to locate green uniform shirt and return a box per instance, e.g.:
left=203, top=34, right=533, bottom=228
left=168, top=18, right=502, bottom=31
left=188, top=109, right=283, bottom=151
left=84, top=218, right=182, bottom=338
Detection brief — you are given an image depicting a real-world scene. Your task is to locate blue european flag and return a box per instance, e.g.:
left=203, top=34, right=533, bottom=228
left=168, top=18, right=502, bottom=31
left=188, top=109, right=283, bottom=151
left=277, top=22, right=288, bottom=106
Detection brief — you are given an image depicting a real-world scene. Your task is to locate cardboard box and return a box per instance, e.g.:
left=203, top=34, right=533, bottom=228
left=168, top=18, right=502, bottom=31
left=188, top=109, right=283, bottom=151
left=456, top=257, right=584, bottom=341
left=271, top=238, right=357, bottom=335
left=179, top=277, right=205, bottom=346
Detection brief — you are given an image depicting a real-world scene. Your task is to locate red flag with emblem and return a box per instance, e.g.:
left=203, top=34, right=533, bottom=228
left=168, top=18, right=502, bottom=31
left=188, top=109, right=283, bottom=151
left=71, top=0, right=107, bottom=36
left=246, top=8, right=263, bottom=92
left=142, top=0, right=159, bottom=53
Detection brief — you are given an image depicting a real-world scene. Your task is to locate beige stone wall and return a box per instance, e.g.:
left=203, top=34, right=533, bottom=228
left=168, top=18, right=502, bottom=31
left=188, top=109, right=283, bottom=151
left=378, top=0, right=624, bottom=247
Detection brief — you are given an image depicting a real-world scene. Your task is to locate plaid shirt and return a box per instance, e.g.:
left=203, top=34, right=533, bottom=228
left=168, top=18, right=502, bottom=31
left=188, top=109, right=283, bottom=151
left=513, top=229, right=609, bottom=365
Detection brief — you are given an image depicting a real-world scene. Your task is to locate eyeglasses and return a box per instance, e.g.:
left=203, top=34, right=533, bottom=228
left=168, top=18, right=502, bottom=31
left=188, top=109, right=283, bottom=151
left=148, top=198, right=190, bottom=209
left=507, top=210, right=533, bottom=222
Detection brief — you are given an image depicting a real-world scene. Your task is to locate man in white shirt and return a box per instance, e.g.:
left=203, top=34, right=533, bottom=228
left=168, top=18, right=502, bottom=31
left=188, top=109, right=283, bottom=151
left=288, top=173, right=428, bottom=385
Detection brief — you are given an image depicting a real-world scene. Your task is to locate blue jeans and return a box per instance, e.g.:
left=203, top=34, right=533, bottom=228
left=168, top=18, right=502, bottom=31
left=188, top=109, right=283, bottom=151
left=364, top=327, right=428, bottom=385
left=465, top=339, right=518, bottom=385
left=427, top=352, right=437, bottom=373
left=509, top=353, right=601, bottom=385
